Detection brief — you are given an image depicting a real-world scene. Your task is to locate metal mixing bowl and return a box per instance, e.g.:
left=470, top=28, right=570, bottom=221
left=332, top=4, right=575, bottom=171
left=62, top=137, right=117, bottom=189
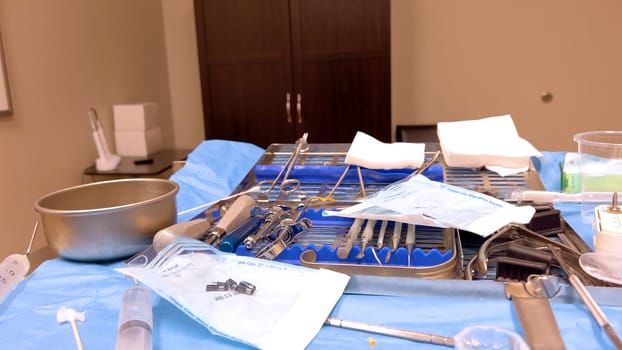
left=34, top=178, right=179, bottom=262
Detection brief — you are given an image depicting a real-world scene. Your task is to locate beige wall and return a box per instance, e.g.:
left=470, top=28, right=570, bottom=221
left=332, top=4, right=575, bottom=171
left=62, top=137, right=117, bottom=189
left=392, top=1, right=622, bottom=151
left=0, top=0, right=179, bottom=258
left=2, top=1, right=622, bottom=258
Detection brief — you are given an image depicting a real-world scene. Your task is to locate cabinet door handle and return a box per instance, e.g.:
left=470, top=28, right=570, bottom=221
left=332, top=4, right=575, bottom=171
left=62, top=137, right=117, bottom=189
left=285, top=93, right=292, bottom=124
left=296, top=93, right=303, bottom=124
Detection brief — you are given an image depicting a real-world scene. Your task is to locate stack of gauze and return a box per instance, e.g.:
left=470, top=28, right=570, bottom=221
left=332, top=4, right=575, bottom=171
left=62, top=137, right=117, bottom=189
left=113, top=103, right=163, bottom=157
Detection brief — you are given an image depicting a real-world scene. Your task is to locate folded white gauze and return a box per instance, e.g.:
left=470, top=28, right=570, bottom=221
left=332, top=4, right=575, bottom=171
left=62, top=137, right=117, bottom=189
left=345, top=131, right=425, bottom=169
left=437, top=115, right=541, bottom=173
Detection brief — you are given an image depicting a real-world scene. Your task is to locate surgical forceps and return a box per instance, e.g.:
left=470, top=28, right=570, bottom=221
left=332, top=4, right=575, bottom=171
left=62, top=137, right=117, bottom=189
left=257, top=133, right=309, bottom=198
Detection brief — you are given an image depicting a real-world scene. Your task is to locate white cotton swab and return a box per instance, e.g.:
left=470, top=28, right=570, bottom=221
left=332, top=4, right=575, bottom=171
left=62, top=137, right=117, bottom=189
left=56, top=305, right=86, bottom=350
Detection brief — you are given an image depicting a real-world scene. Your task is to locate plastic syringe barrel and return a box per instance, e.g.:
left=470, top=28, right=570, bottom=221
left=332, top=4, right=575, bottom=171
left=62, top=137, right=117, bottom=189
left=115, top=286, right=153, bottom=350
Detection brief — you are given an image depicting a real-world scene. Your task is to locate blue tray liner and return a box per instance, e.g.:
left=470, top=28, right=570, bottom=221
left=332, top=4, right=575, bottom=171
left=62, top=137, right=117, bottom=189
left=234, top=244, right=453, bottom=267
left=233, top=206, right=453, bottom=267
left=253, top=164, right=444, bottom=184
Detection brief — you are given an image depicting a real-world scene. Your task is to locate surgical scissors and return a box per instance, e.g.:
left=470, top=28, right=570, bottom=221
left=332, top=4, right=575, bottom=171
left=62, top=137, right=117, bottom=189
left=257, top=133, right=309, bottom=197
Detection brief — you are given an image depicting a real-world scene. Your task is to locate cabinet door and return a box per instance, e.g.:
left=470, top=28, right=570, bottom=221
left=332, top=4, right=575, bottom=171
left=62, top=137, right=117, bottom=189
left=290, top=0, right=391, bottom=143
left=194, top=0, right=297, bottom=147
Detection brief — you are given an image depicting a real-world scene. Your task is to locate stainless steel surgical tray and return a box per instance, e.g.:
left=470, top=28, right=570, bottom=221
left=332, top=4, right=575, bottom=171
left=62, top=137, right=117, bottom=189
left=225, top=142, right=594, bottom=284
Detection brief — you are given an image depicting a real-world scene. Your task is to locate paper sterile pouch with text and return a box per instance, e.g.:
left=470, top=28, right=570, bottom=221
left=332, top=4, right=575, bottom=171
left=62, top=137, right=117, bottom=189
left=116, top=238, right=349, bottom=350
left=325, top=174, right=534, bottom=237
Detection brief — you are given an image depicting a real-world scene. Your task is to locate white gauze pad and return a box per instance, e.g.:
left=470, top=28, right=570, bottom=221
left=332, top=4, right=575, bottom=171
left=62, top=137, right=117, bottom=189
left=345, top=131, right=425, bottom=170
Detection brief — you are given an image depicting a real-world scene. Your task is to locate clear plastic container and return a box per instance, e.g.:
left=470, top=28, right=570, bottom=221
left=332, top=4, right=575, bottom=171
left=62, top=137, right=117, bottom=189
left=573, top=131, right=622, bottom=226
left=454, top=325, right=529, bottom=350
left=573, top=131, right=622, bottom=193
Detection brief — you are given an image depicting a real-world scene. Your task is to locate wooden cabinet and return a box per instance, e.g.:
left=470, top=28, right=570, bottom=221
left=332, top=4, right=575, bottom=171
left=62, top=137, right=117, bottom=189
left=194, top=0, right=390, bottom=148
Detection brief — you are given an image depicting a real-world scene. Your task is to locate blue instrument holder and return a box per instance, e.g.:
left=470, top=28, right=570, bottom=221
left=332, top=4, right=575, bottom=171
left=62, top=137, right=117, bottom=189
left=206, top=144, right=458, bottom=278
left=254, top=163, right=444, bottom=184
left=233, top=206, right=455, bottom=271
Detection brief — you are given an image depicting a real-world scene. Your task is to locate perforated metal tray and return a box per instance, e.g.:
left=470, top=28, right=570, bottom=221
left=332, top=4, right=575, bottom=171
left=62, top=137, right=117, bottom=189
left=228, top=143, right=591, bottom=282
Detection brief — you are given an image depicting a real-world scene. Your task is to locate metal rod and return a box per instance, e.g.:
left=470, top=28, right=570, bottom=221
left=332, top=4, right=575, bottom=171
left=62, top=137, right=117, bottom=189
left=551, top=247, right=622, bottom=349
left=405, top=224, right=415, bottom=267
left=325, top=164, right=351, bottom=200
left=25, top=222, right=39, bottom=256
left=413, top=151, right=441, bottom=176
left=176, top=185, right=261, bottom=217
left=325, top=318, right=455, bottom=347
left=356, top=165, right=367, bottom=198
left=569, top=274, right=622, bottom=349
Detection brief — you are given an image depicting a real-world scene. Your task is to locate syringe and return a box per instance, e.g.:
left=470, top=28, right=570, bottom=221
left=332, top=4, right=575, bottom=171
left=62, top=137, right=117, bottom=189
left=0, top=222, right=38, bottom=303
left=115, top=285, right=153, bottom=350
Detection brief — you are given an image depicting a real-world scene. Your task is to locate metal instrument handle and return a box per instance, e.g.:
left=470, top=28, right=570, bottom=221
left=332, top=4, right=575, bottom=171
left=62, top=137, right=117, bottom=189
left=391, top=222, right=403, bottom=251
left=405, top=224, right=416, bottom=248
left=218, top=213, right=265, bottom=253
left=337, top=218, right=364, bottom=259
left=511, top=296, right=565, bottom=350
left=205, top=195, right=256, bottom=245
left=360, top=219, right=376, bottom=245
left=325, top=318, right=455, bottom=347
left=296, top=93, right=302, bottom=124
left=286, top=92, right=292, bottom=124
left=376, top=220, right=388, bottom=249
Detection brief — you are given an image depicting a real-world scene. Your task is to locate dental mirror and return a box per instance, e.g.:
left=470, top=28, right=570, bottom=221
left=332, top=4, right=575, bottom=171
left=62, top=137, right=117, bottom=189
left=579, top=252, right=622, bottom=285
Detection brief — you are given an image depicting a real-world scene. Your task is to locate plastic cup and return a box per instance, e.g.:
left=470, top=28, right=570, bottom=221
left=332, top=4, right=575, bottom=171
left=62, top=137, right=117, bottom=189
left=573, top=131, right=622, bottom=224
left=454, top=325, right=529, bottom=350
left=573, top=131, right=622, bottom=193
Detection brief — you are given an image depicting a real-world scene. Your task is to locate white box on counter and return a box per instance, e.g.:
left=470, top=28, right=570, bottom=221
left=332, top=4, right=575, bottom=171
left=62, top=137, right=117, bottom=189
left=115, top=127, right=163, bottom=157
left=113, top=102, right=159, bottom=131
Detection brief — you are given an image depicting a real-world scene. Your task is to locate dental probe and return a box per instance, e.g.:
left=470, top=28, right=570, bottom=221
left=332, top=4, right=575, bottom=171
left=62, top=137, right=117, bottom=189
left=205, top=195, right=257, bottom=245
left=405, top=224, right=416, bottom=267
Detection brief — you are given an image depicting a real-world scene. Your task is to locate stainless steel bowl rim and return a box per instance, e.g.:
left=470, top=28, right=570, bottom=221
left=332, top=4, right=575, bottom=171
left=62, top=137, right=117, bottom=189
left=34, top=178, right=179, bottom=216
